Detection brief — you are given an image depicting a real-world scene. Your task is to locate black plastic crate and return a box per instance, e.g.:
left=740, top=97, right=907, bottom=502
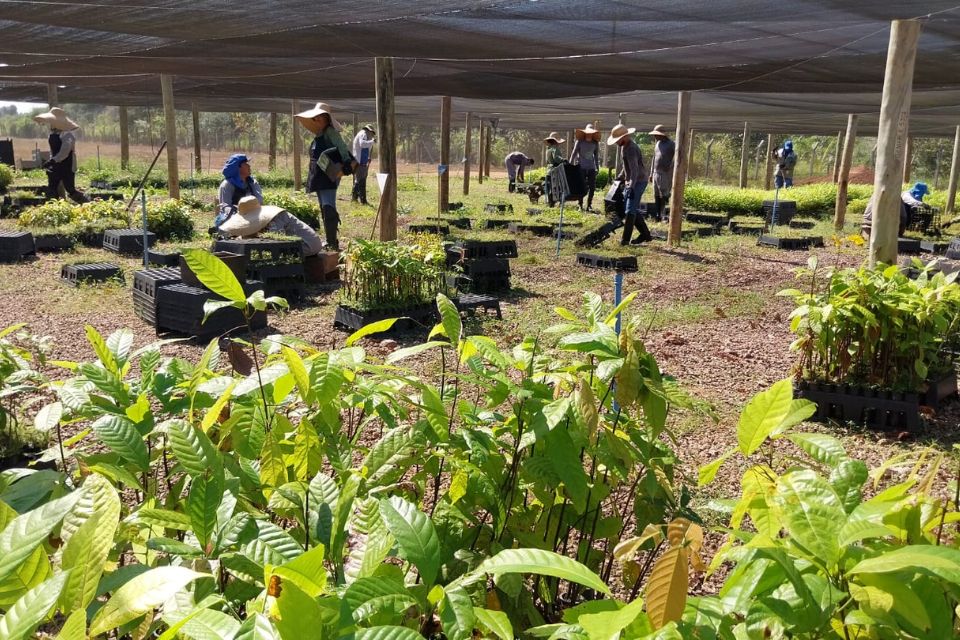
left=88, top=191, right=124, bottom=201
left=484, top=203, right=514, bottom=214
left=454, top=293, right=502, bottom=318
left=407, top=223, right=450, bottom=235
left=455, top=272, right=511, bottom=293
left=132, top=267, right=182, bottom=326
left=685, top=212, right=729, bottom=226
left=103, top=229, right=157, bottom=254
left=651, top=226, right=715, bottom=241
left=452, top=239, right=518, bottom=260
left=757, top=235, right=824, bottom=250
left=897, top=237, right=922, bottom=254
left=762, top=200, right=797, bottom=224
left=576, top=252, right=638, bottom=272
left=333, top=303, right=437, bottom=332
left=920, top=240, right=950, bottom=254
left=213, top=238, right=303, bottom=265
left=147, top=249, right=181, bottom=267
left=462, top=257, right=510, bottom=277
left=443, top=217, right=472, bottom=230
left=575, top=220, right=623, bottom=248
left=61, top=262, right=123, bottom=286
left=483, top=219, right=520, bottom=230
left=509, top=222, right=553, bottom=236
left=0, top=230, right=35, bottom=262
left=728, top=220, right=765, bottom=235
left=946, top=238, right=960, bottom=260
left=155, top=282, right=266, bottom=340
left=33, top=232, right=75, bottom=252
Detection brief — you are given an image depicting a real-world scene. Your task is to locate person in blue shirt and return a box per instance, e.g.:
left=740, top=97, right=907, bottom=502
left=773, top=140, right=798, bottom=188
left=351, top=124, right=376, bottom=205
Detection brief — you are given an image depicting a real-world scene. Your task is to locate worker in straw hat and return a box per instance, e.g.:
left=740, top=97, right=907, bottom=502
left=607, top=123, right=651, bottom=245
left=543, top=132, right=566, bottom=206
left=33, top=107, right=88, bottom=203
left=351, top=123, right=376, bottom=205
left=569, top=123, right=601, bottom=211
left=295, top=102, right=357, bottom=250
left=648, top=124, right=675, bottom=222
left=218, top=195, right=324, bottom=257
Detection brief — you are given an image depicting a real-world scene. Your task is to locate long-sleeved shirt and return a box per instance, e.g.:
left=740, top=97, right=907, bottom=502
left=308, top=126, right=355, bottom=192
left=653, top=138, right=675, bottom=174
left=546, top=145, right=564, bottom=167
left=569, top=139, right=599, bottom=171
left=217, top=177, right=263, bottom=222
left=620, top=140, right=648, bottom=187
left=352, top=131, right=375, bottom=165
left=51, top=129, right=78, bottom=171
left=774, top=148, right=798, bottom=178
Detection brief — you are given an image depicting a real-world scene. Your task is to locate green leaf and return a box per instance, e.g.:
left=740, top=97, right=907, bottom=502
left=273, top=543, right=327, bottom=598
left=355, top=626, right=424, bottom=640
left=137, top=507, right=193, bottom=531
left=61, top=474, right=121, bottom=611
left=345, top=318, right=399, bottom=346
left=177, top=607, right=241, bottom=640
left=33, top=402, right=62, bottom=433
left=772, top=470, right=845, bottom=567
left=378, top=496, right=441, bottom=586
left=164, top=418, right=222, bottom=481
left=0, top=571, right=68, bottom=640
left=437, top=293, right=462, bottom=348
left=344, top=576, right=418, bottom=622
left=473, top=608, right=513, bottom=640
left=187, top=474, right=225, bottom=550
left=385, top=341, right=445, bottom=364
left=472, top=549, right=610, bottom=595
left=0, top=491, right=81, bottom=583
left=578, top=597, right=646, bottom=640
left=736, top=379, right=793, bottom=455
left=698, top=449, right=734, bottom=486
left=770, top=399, right=817, bottom=436
left=439, top=585, right=476, bottom=640
left=85, top=324, right=120, bottom=376
left=91, top=414, right=149, bottom=471
left=787, top=433, right=847, bottom=467
left=203, top=300, right=244, bottom=322
left=55, top=609, right=86, bottom=640
left=183, top=248, right=246, bottom=303
left=234, top=614, right=280, bottom=640
left=282, top=346, right=312, bottom=403
left=89, top=566, right=207, bottom=636
left=849, top=546, right=960, bottom=585
left=829, top=458, right=868, bottom=514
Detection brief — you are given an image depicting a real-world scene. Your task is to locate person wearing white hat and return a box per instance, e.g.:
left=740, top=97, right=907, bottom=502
left=351, top=123, right=376, bottom=205
left=569, top=124, right=601, bottom=211
left=295, top=102, right=357, bottom=250
left=543, top=132, right=566, bottom=206
left=607, top=124, right=651, bottom=245
left=33, top=107, right=88, bottom=203
left=648, top=125, right=675, bottom=222
left=219, top=195, right=324, bottom=257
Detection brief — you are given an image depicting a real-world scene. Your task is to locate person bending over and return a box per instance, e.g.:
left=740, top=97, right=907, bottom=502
left=504, top=151, right=535, bottom=193
left=219, top=195, right=323, bottom=257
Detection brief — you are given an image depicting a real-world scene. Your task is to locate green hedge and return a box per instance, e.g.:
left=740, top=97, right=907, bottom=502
left=0, top=163, right=13, bottom=191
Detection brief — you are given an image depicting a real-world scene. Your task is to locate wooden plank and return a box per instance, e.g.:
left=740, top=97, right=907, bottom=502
left=119, top=106, right=129, bottom=170
left=832, top=129, right=843, bottom=182
left=376, top=57, right=398, bottom=240
left=478, top=119, right=485, bottom=185
left=191, top=102, right=201, bottom=173
left=291, top=100, right=302, bottom=192
left=903, top=134, right=913, bottom=183
left=667, top=92, right=691, bottom=246
left=268, top=112, right=277, bottom=170
left=160, top=74, right=180, bottom=199
left=764, top=133, right=775, bottom=190
left=833, top=114, right=859, bottom=230
left=738, top=121, right=751, bottom=188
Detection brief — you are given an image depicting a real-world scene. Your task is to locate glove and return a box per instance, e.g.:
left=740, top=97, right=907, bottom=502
left=42, top=160, right=55, bottom=169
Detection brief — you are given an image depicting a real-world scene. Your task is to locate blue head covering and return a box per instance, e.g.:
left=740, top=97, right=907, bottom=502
left=910, top=182, right=928, bottom=201
left=222, top=154, right=249, bottom=190
left=783, top=140, right=793, bottom=151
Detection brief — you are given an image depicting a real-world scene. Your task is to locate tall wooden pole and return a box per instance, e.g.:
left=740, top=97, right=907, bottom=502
left=463, top=112, right=473, bottom=196
left=484, top=123, right=492, bottom=177
left=47, top=83, right=58, bottom=108
left=160, top=74, right=180, bottom=199
left=376, top=57, right=397, bottom=240
left=191, top=102, right=201, bottom=173
left=833, top=114, right=859, bottom=230
left=946, top=125, right=960, bottom=214
left=764, top=134, right=775, bottom=190
left=118, top=106, right=130, bottom=170
left=291, top=100, right=302, bottom=192
left=902, top=135, right=913, bottom=184
left=353, top=112, right=359, bottom=138
left=268, top=112, right=277, bottom=170
left=477, top=120, right=485, bottom=185
left=685, top=128, right=696, bottom=179
left=832, top=130, right=843, bottom=182
left=668, top=92, right=691, bottom=246
left=738, top=122, right=751, bottom=188
left=869, top=20, right=921, bottom=267
left=439, top=96, right=451, bottom=213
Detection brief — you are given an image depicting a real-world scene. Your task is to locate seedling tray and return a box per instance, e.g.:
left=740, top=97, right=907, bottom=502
left=483, top=219, right=520, bottom=230
left=103, top=229, right=157, bottom=254
left=61, top=262, right=122, bottom=287
left=448, top=202, right=465, bottom=211
left=788, top=218, right=818, bottom=230
left=757, top=235, right=824, bottom=250
left=919, top=240, right=950, bottom=254
left=447, top=272, right=511, bottom=294
left=11, top=195, right=46, bottom=209
left=651, top=226, right=715, bottom=241
left=897, top=237, right=922, bottom=254
left=461, top=257, right=510, bottom=277
left=214, top=238, right=303, bottom=265
left=0, top=230, right=35, bottom=262
left=147, top=249, right=181, bottom=267
left=180, top=251, right=247, bottom=289
left=452, top=239, right=518, bottom=260
left=728, top=220, right=765, bottom=235
left=132, top=267, right=181, bottom=326
left=33, top=232, right=75, bottom=252
left=443, top=217, right=472, bottom=230
left=333, top=302, right=437, bottom=332
left=88, top=191, right=124, bottom=201
left=407, top=223, right=450, bottom=235
left=260, top=277, right=305, bottom=302
left=454, top=293, right=502, bottom=318
left=575, top=221, right=622, bottom=248
left=484, top=203, right=513, bottom=214
left=685, top=212, right=728, bottom=226
left=155, top=282, right=266, bottom=340
left=509, top=222, right=553, bottom=236
left=75, top=229, right=105, bottom=247
left=576, top=252, right=638, bottom=272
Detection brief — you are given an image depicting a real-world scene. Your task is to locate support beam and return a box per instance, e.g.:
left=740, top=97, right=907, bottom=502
left=833, top=114, right=859, bottom=230
left=947, top=125, right=960, bottom=214
left=439, top=96, right=451, bottom=213
left=738, top=122, right=751, bottom=188
left=292, top=100, right=302, bottom=192
left=833, top=130, right=843, bottom=182
left=191, top=102, right=201, bottom=173
left=463, top=112, right=472, bottom=196
left=869, top=19, right=921, bottom=267
left=119, top=106, right=130, bottom=170
left=268, top=112, right=277, bottom=170
left=160, top=74, right=180, bottom=199
left=764, top=134, right=775, bottom=190
left=477, top=120, right=484, bottom=185
left=902, top=135, right=913, bottom=184
left=686, top=129, right=695, bottom=179
left=484, top=123, right=492, bottom=177
left=47, top=83, right=58, bottom=108
left=376, top=57, right=397, bottom=240
left=353, top=112, right=359, bottom=138
left=668, top=92, right=692, bottom=246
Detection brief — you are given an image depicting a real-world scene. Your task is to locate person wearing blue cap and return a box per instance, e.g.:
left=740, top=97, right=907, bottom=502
left=217, top=154, right=263, bottom=227
left=772, top=140, right=798, bottom=188
left=861, top=181, right=929, bottom=239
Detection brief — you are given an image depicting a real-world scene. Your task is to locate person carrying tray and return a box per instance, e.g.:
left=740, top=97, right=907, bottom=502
left=608, top=123, right=651, bottom=245
left=569, top=124, right=601, bottom=212
left=33, top=107, right=89, bottom=203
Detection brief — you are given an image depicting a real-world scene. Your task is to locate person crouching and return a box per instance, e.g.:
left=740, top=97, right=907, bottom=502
left=219, top=195, right=324, bottom=257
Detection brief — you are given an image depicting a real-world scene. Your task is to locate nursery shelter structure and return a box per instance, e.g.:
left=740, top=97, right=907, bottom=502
left=2, top=1, right=960, bottom=262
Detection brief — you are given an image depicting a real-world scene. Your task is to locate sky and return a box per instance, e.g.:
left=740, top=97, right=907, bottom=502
left=0, top=101, right=46, bottom=112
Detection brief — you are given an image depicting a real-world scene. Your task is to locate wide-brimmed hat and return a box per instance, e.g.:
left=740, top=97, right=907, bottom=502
left=220, top=196, right=285, bottom=237
left=295, top=102, right=342, bottom=134
left=648, top=124, right=670, bottom=137
left=33, top=107, right=78, bottom=131
left=362, top=123, right=376, bottom=134
left=544, top=131, right=565, bottom=144
left=607, top=124, right=636, bottom=146
left=575, top=124, right=600, bottom=141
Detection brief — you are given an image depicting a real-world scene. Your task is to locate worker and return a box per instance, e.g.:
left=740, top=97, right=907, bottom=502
left=295, top=102, right=356, bottom=250
left=861, top=182, right=929, bottom=239
left=544, top=132, right=565, bottom=206
left=504, top=151, right=535, bottom=193
left=569, top=124, right=601, bottom=211
left=33, top=107, right=88, bottom=203
left=607, top=123, right=651, bottom=245
left=219, top=195, right=324, bottom=257
left=216, top=154, right=263, bottom=226
left=649, top=125, right=675, bottom=222
left=773, top=140, right=798, bottom=188
left=351, top=123, right=376, bottom=205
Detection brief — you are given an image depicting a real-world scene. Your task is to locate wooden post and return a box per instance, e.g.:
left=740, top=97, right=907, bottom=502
left=353, top=112, right=359, bottom=138
left=668, top=92, right=691, bottom=246
left=268, top=112, right=277, bottom=170
left=869, top=19, right=921, bottom=267
left=291, top=100, right=302, bottom=192
left=833, top=130, right=843, bottom=182
left=477, top=120, right=485, bottom=185
left=119, top=106, right=130, bottom=170
left=946, top=125, right=960, bottom=214
left=934, top=143, right=943, bottom=189
left=902, top=135, right=913, bottom=184
left=191, top=102, right=201, bottom=173
left=376, top=57, right=397, bottom=240
left=833, top=114, right=859, bottom=230
left=764, top=134, right=775, bottom=190
left=439, top=96, right=451, bottom=213
left=463, top=112, right=472, bottom=196
left=738, top=122, right=751, bottom=188
left=160, top=74, right=180, bottom=199
left=686, top=128, right=695, bottom=179
left=47, top=83, right=58, bottom=108
left=484, top=122, right=492, bottom=177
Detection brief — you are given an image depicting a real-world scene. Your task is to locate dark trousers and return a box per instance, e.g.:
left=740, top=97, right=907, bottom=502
left=352, top=164, right=370, bottom=204
left=578, top=168, right=597, bottom=210
left=46, top=165, right=87, bottom=203
left=654, top=192, right=669, bottom=221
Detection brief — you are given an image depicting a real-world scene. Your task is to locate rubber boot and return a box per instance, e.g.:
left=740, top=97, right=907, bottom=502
left=359, top=179, right=369, bottom=205
left=321, top=205, right=340, bottom=250
left=630, top=215, right=653, bottom=244
left=620, top=214, right=635, bottom=245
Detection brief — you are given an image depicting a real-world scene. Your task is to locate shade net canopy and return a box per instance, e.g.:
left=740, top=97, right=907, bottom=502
left=1, top=1, right=959, bottom=134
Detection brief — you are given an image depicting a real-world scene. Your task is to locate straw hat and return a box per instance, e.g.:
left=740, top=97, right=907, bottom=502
left=648, top=124, right=670, bottom=137
left=544, top=131, right=565, bottom=144
left=33, top=107, right=78, bottom=131
left=606, top=124, right=636, bottom=146
left=575, top=123, right=600, bottom=141
left=220, top=196, right=285, bottom=237
left=362, top=123, right=376, bottom=134
left=295, top=102, right=342, bottom=134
